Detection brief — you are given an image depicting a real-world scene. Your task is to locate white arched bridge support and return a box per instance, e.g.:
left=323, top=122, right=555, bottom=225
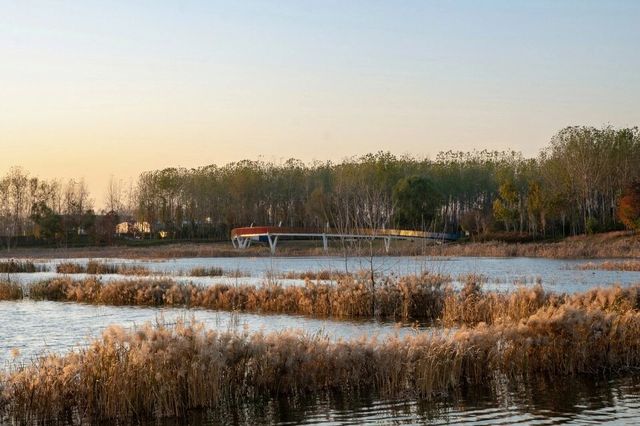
left=232, top=236, right=252, bottom=249
left=267, top=234, right=279, bottom=255
left=230, top=226, right=461, bottom=255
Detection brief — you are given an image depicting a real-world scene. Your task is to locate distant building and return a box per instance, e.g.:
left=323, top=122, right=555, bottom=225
left=115, top=221, right=151, bottom=236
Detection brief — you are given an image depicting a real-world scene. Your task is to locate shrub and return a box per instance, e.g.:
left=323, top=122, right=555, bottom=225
left=0, top=282, right=23, bottom=300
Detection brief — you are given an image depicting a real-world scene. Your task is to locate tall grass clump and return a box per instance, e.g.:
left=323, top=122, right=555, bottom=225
left=27, top=274, right=450, bottom=321
left=0, top=260, right=46, bottom=273
left=424, top=231, right=640, bottom=258
left=188, top=267, right=224, bottom=277
left=4, top=303, right=640, bottom=424
left=441, top=275, right=553, bottom=327
left=282, top=269, right=352, bottom=280
left=574, top=260, right=640, bottom=271
left=56, top=261, right=151, bottom=276
left=27, top=274, right=640, bottom=326
left=0, top=282, right=23, bottom=300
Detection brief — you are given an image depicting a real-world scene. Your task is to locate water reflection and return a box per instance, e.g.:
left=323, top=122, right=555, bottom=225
left=151, top=374, right=640, bottom=425
left=0, top=300, right=424, bottom=366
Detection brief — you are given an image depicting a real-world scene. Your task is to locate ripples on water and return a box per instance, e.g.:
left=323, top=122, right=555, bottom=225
left=7, top=255, right=640, bottom=292
left=3, top=299, right=640, bottom=424
left=3, top=255, right=640, bottom=424
left=0, top=300, right=423, bottom=366
left=152, top=375, right=640, bottom=425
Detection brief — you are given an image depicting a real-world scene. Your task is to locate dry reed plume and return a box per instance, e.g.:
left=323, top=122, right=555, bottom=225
left=0, top=282, right=23, bottom=300
left=423, top=231, right=640, bottom=259
left=188, top=266, right=224, bottom=276
left=574, top=260, right=640, bottom=271
left=0, top=260, right=45, bottom=273
left=56, top=261, right=151, bottom=276
left=282, top=269, right=352, bottom=280
left=3, top=302, right=640, bottom=424
left=25, top=275, right=640, bottom=327
left=28, top=274, right=450, bottom=321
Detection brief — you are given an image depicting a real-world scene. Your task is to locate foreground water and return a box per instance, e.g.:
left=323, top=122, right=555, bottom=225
left=3, top=255, right=640, bottom=424
left=0, top=299, right=422, bottom=367
left=154, top=374, right=640, bottom=425
left=6, top=255, right=640, bottom=292
left=3, top=297, right=640, bottom=424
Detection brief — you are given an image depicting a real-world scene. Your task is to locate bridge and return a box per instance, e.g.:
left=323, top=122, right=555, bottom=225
left=230, top=225, right=461, bottom=254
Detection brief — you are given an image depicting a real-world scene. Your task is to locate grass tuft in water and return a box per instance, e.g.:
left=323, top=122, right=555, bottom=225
left=0, top=282, right=23, bottom=300
left=3, top=303, right=640, bottom=424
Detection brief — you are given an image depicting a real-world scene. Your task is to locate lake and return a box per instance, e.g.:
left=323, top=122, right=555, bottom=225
left=2, top=254, right=640, bottom=424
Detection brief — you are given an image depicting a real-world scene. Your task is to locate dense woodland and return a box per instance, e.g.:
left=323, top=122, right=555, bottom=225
left=2, top=125, right=640, bottom=246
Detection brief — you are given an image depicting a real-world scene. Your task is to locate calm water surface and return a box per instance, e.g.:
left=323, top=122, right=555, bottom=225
left=3, top=255, right=640, bottom=424
left=6, top=255, right=640, bottom=292
left=0, top=299, right=422, bottom=367
left=154, top=374, right=640, bottom=425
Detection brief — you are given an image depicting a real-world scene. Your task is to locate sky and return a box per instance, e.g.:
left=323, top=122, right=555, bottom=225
left=1, top=0, right=639, bottom=207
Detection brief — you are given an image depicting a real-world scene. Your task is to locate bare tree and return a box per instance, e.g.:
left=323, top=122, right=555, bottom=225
left=105, top=175, right=124, bottom=213
left=64, top=178, right=93, bottom=215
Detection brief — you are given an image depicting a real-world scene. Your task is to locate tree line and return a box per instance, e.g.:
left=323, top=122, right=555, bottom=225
left=2, top=125, right=640, bottom=246
left=0, top=172, right=134, bottom=247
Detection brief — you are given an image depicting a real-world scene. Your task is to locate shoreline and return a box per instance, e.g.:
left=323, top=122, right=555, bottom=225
left=0, top=231, right=638, bottom=260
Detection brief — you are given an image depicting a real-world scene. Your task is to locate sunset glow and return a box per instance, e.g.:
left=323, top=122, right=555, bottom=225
left=2, top=1, right=639, bottom=204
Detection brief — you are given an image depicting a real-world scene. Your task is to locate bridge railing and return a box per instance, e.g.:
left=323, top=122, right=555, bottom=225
left=231, top=226, right=459, bottom=239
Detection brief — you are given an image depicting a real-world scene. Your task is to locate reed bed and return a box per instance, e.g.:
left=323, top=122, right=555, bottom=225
left=24, top=274, right=640, bottom=327
left=188, top=266, right=224, bottom=277
left=28, top=274, right=450, bottom=321
left=0, top=260, right=46, bottom=273
left=0, top=242, right=304, bottom=260
left=423, top=231, right=640, bottom=259
left=441, top=278, right=554, bottom=326
left=0, top=281, right=23, bottom=300
left=574, top=260, right=640, bottom=271
left=2, top=231, right=638, bottom=260
left=282, top=269, right=352, bottom=280
left=3, top=302, right=640, bottom=424
left=441, top=279, right=640, bottom=326
left=56, top=261, right=151, bottom=276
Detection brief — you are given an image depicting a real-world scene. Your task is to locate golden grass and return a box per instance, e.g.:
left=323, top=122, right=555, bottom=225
left=424, top=231, right=640, bottom=259
left=28, top=274, right=450, bottom=321
left=188, top=266, right=224, bottom=277
left=0, top=281, right=23, bottom=300
left=0, top=242, right=308, bottom=260
left=24, top=274, right=640, bottom=329
left=0, top=260, right=46, bottom=273
left=3, top=301, right=640, bottom=424
left=441, top=277, right=553, bottom=327
left=282, top=269, right=352, bottom=280
left=574, top=260, right=640, bottom=271
left=2, top=231, right=638, bottom=260
left=56, top=261, right=151, bottom=276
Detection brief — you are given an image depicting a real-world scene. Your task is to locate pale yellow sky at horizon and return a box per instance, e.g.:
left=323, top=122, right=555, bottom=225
left=1, top=1, right=639, bottom=207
